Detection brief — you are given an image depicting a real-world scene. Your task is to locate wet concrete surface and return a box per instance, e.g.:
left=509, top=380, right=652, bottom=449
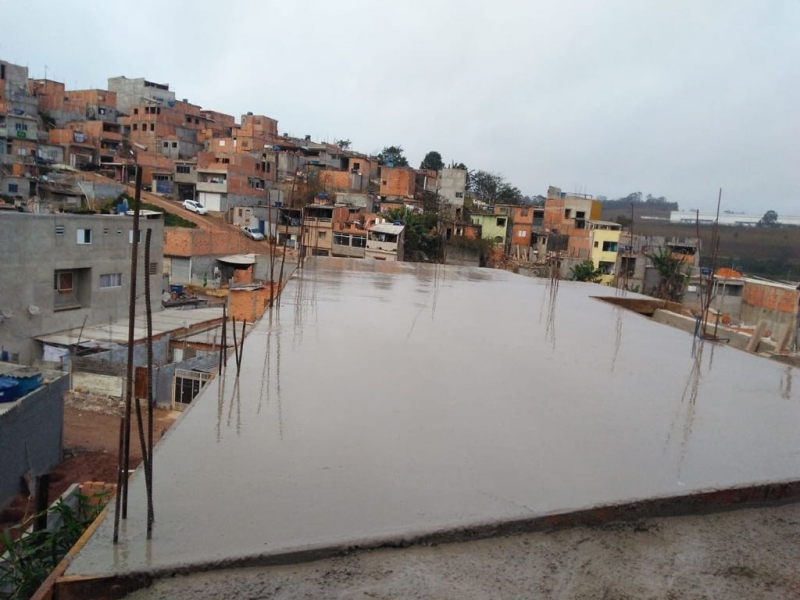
left=67, top=258, right=800, bottom=578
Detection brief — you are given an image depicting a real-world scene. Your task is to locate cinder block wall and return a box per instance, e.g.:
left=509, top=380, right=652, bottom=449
left=0, top=373, right=69, bottom=510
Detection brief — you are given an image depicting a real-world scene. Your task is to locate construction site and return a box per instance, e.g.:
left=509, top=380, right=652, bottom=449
left=22, top=258, right=799, bottom=599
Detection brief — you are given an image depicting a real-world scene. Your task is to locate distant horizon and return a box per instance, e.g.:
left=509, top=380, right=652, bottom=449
left=2, top=1, right=796, bottom=214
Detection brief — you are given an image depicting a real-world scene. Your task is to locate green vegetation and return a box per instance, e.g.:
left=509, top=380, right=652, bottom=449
left=419, top=151, right=444, bottom=171
left=646, top=246, right=687, bottom=302
left=110, top=194, right=196, bottom=228
left=377, top=145, right=409, bottom=167
left=384, top=207, right=441, bottom=261
left=0, top=491, right=109, bottom=599
left=633, top=221, right=800, bottom=280
left=570, top=260, right=603, bottom=283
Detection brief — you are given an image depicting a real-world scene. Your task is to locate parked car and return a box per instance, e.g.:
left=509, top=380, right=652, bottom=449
left=182, top=199, right=208, bottom=215
left=241, top=226, right=265, bottom=241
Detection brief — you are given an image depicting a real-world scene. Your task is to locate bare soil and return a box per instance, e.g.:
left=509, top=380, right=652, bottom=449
left=0, top=402, right=179, bottom=532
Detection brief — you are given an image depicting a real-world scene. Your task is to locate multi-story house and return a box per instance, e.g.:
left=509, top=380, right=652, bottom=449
left=587, top=220, right=622, bottom=284
left=0, top=211, right=164, bottom=364
left=471, top=205, right=513, bottom=246
left=379, top=166, right=417, bottom=199
left=107, top=76, right=177, bottom=115
left=196, top=151, right=268, bottom=213
left=30, top=80, right=119, bottom=126
left=366, top=222, right=405, bottom=261
left=614, top=234, right=701, bottom=292
left=301, top=203, right=349, bottom=257
left=1, top=60, right=41, bottom=200
left=543, top=186, right=602, bottom=259
left=438, top=167, right=467, bottom=208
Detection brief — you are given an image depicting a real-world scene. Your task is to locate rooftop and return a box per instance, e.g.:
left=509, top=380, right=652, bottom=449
left=65, top=259, right=800, bottom=584
left=368, top=223, right=404, bottom=235
left=36, top=307, right=224, bottom=348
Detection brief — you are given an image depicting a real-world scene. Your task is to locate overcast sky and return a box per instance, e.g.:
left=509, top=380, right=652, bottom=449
left=2, top=0, right=797, bottom=214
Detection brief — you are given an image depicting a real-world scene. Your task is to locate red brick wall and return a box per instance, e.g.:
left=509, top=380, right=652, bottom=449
left=743, top=281, right=799, bottom=314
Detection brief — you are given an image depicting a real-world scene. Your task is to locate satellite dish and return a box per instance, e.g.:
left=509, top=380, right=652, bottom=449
left=1, top=309, right=12, bottom=319
left=28, top=305, right=40, bottom=316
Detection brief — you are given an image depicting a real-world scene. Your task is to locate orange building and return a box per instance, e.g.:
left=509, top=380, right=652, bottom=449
left=380, top=167, right=416, bottom=198
left=543, top=186, right=602, bottom=259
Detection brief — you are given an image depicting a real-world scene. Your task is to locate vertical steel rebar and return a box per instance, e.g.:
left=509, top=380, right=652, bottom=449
left=144, top=227, right=155, bottom=536
left=114, top=166, right=142, bottom=541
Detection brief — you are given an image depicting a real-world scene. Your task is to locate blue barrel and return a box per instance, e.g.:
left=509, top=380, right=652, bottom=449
left=170, top=284, right=184, bottom=295
left=0, top=377, right=21, bottom=403
left=12, top=371, right=42, bottom=396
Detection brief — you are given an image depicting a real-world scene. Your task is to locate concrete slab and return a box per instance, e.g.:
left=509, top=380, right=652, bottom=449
left=36, top=307, right=224, bottom=346
left=66, top=258, right=800, bottom=579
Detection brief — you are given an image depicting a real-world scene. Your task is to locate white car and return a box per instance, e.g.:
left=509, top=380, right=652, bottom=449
left=182, top=199, right=208, bottom=215
left=241, top=226, right=265, bottom=241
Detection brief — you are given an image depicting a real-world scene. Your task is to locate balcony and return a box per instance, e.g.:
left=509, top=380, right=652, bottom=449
left=99, top=130, right=122, bottom=143
left=196, top=178, right=227, bottom=193
left=303, top=217, right=332, bottom=225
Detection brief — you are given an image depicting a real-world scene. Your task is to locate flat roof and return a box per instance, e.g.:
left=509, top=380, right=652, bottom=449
left=67, top=259, right=800, bottom=579
left=36, top=307, right=224, bottom=347
left=369, top=223, right=404, bottom=235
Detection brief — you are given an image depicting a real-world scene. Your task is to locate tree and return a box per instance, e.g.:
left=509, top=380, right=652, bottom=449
left=646, top=246, right=686, bottom=302
left=469, top=170, right=503, bottom=203
left=448, top=161, right=468, bottom=170
left=615, top=215, right=632, bottom=228
left=384, top=207, right=440, bottom=261
left=761, top=210, right=778, bottom=227
left=335, top=139, right=352, bottom=150
left=377, top=145, right=409, bottom=167
left=496, top=183, right=523, bottom=205
left=420, top=151, right=444, bottom=171
left=570, top=260, right=603, bottom=283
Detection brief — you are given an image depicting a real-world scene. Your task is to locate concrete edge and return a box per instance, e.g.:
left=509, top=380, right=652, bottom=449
left=53, top=479, right=800, bottom=598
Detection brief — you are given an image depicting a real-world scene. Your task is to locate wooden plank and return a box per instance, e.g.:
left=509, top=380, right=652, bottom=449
left=745, top=320, right=766, bottom=353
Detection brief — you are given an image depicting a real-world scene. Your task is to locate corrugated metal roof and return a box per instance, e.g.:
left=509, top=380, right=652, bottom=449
left=369, top=223, right=404, bottom=235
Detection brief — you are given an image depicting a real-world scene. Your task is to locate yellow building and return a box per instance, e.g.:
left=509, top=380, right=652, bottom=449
left=588, top=220, right=622, bottom=284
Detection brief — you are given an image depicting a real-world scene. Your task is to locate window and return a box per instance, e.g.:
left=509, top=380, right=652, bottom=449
left=129, top=230, right=141, bottom=244
left=15, top=123, right=28, bottom=131
left=172, top=141, right=177, bottom=148
left=98, top=107, right=106, bottom=115
left=318, top=231, right=327, bottom=239
left=564, top=209, right=572, bottom=218
left=103, top=227, right=109, bottom=235
left=55, top=271, right=73, bottom=293
left=8, top=183, right=18, bottom=193
left=353, top=162, right=361, bottom=170
left=149, top=262, right=158, bottom=275
left=77, top=228, right=92, bottom=244
left=497, top=218, right=506, bottom=227
left=594, top=241, right=599, bottom=248
left=218, top=140, right=226, bottom=147
left=163, top=141, right=169, bottom=148
left=177, top=165, right=191, bottom=174
left=455, top=192, right=464, bottom=198
left=602, top=241, right=618, bottom=252
left=521, top=209, right=529, bottom=216
left=150, top=123, right=155, bottom=131
left=517, top=230, right=527, bottom=238
left=134, top=108, right=139, bottom=115
left=55, top=225, right=65, bottom=235
left=132, top=123, right=138, bottom=131
left=99, top=273, right=122, bottom=288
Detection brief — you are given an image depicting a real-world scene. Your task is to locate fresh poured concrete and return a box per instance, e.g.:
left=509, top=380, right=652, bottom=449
left=67, top=259, right=800, bottom=578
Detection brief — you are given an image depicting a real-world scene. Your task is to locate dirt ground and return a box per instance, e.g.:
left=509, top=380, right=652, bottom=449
left=0, top=401, right=179, bottom=531
left=128, top=502, right=800, bottom=600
